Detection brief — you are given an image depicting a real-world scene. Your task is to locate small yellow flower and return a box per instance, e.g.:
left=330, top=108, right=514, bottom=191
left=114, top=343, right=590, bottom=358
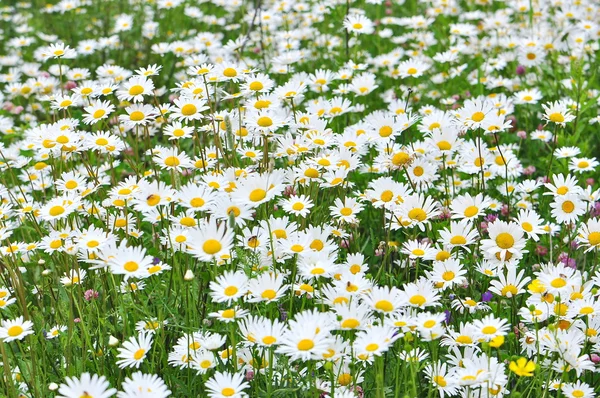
left=489, top=335, right=505, bottom=348
left=509, top=357, right=535, bottom=377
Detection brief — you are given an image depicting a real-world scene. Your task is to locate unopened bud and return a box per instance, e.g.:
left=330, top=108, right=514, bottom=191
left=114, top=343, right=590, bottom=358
left=184, top=269, right=194, bottom=281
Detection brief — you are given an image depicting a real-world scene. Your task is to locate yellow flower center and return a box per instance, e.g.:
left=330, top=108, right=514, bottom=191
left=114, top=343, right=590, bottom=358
left=249, top=81, right=263, bottom=91
left=222, top=388, right=235, bottom=397
left=129, top=111, right=145, bottom=121
left=409, top=294, right=426, bottom=306
left=49, top=205, right=65, bottom=216
left=257, top=116, right=273, bottom=127
left=482, top=326, right=497, bottom=334
left=124, top=261, right=139, bottom=272
left=203, top=239, right=222, bottom=255
left=7, top=326, right=23, bottom=337
left=223, top=68, right=237, bottom=77
left=297, top=339, right=314, bottom=351
left=471, top=111, right=485, bottom=122
left=93, top=109, right=105, bottom=119
left=249, top=189, right=266, bottom=202
left=588, top=232, right=600, bottom=246
left=261, top=289, right=277, bottom=300
left=224, top=286, right=238, bottom=296
left=375, top=300, right=394, bottom=312
left=549, top=113, right=564, bottom=123
left=562, top=201, right=575, bottom=213
left=408, top=208, right=426, bottom=221
left=181, top=104, right=197, bottom=116
left=129, top=85, right=144, bottom=96
left=495, top=232, right=514, bottom=249
left=133, top=348, right=145, bottom=360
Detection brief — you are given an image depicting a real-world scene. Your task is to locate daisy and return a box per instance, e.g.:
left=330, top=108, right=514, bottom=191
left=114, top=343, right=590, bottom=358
left=241, top=73, right=274, bottom=94
left=277, top=310, right=334, bottom=361
left=45, top=42, right=77, bottom=60
left=187, top=218, right=234, bottom=262
left=164, top=121, right=194, bottom=140
left=280, top=194, right=314, bottom=218
left=513, top=88, right=543, bottom=104
left=542, top=101, right=576, bottom=126
left=83, top=100, right=115, bottom=125
left=578, top=218, right=600, bottom=252
left=426, top=259, right=467, bottom=290
left=516, top=209, right=546, bottom=241
left=39, top=195, right=80, bottom=221
left=0, top=316, right=34, bottom=342
left=401, top=278, right=440, bottom=308
left=472, top=315, right=510, bottom=342
left=455, top=97, right=495, bottom=130
left=480, top=220, right=527, bottom=263
left=245, top=109, right=289, bottom=135
left=51, top=94, right=81, bottom=110
left=397, top=59, right=430, bottom=78
left=550, top=194, right=585, bottom=224
left=561, top=381, right=595, bottom=398
left=209, top=271, right=248, bottom=304
left=246, top=272, right=288, bottom=303
left=117, top=372, right=171, bottom=398
left=449, top=193, right=490, bottom=221
left=116, top=332, right=154, bottom=369
left=353, top=325, right=399, bottom=359
left=209, top=306, right=250, bottom=324
left=235, top=173, right=282, bottom=206
left=154, top=149, right=193, bottom=171
left=489, top=266, right=531, bottom=298
left=57, top=373, right=117, bottom=398
left=438, top=221, right=478, bottom=251
left=401, top=239, right=437, bottom=260
left=569, top=157, right=598, bottom=173
left=544, top=174, right=583, bottom=197
left=119, top=104, right=157, bottom=127
left=107, top=243, right=154, bottom=280
left=205, top=371, right=249, bottom=398
left=396, top=193, right=441, bottom=231
left=116, top=76, right=155, bottom=103
left=329, top=197, right=364, bottom=223
left=172, top=96, right=209, bottom=121
left=343, top=14, right=375, bottom=34
left=363, top=285, right=405, bottom=314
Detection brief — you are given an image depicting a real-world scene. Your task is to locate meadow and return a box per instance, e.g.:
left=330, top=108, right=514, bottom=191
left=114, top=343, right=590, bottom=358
left=0, top=0, right=599, bottom=397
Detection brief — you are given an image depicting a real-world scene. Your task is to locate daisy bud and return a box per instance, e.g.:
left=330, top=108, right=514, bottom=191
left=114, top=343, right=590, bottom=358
left=108, top=335, right=119, bottom=347
left=184, top=269, right=195, bottom=281
left=42, top=269, right=52, bottom=276
left=38, top=259, right=46, bottom=265
left=48, top=383, right=58, bottom=391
